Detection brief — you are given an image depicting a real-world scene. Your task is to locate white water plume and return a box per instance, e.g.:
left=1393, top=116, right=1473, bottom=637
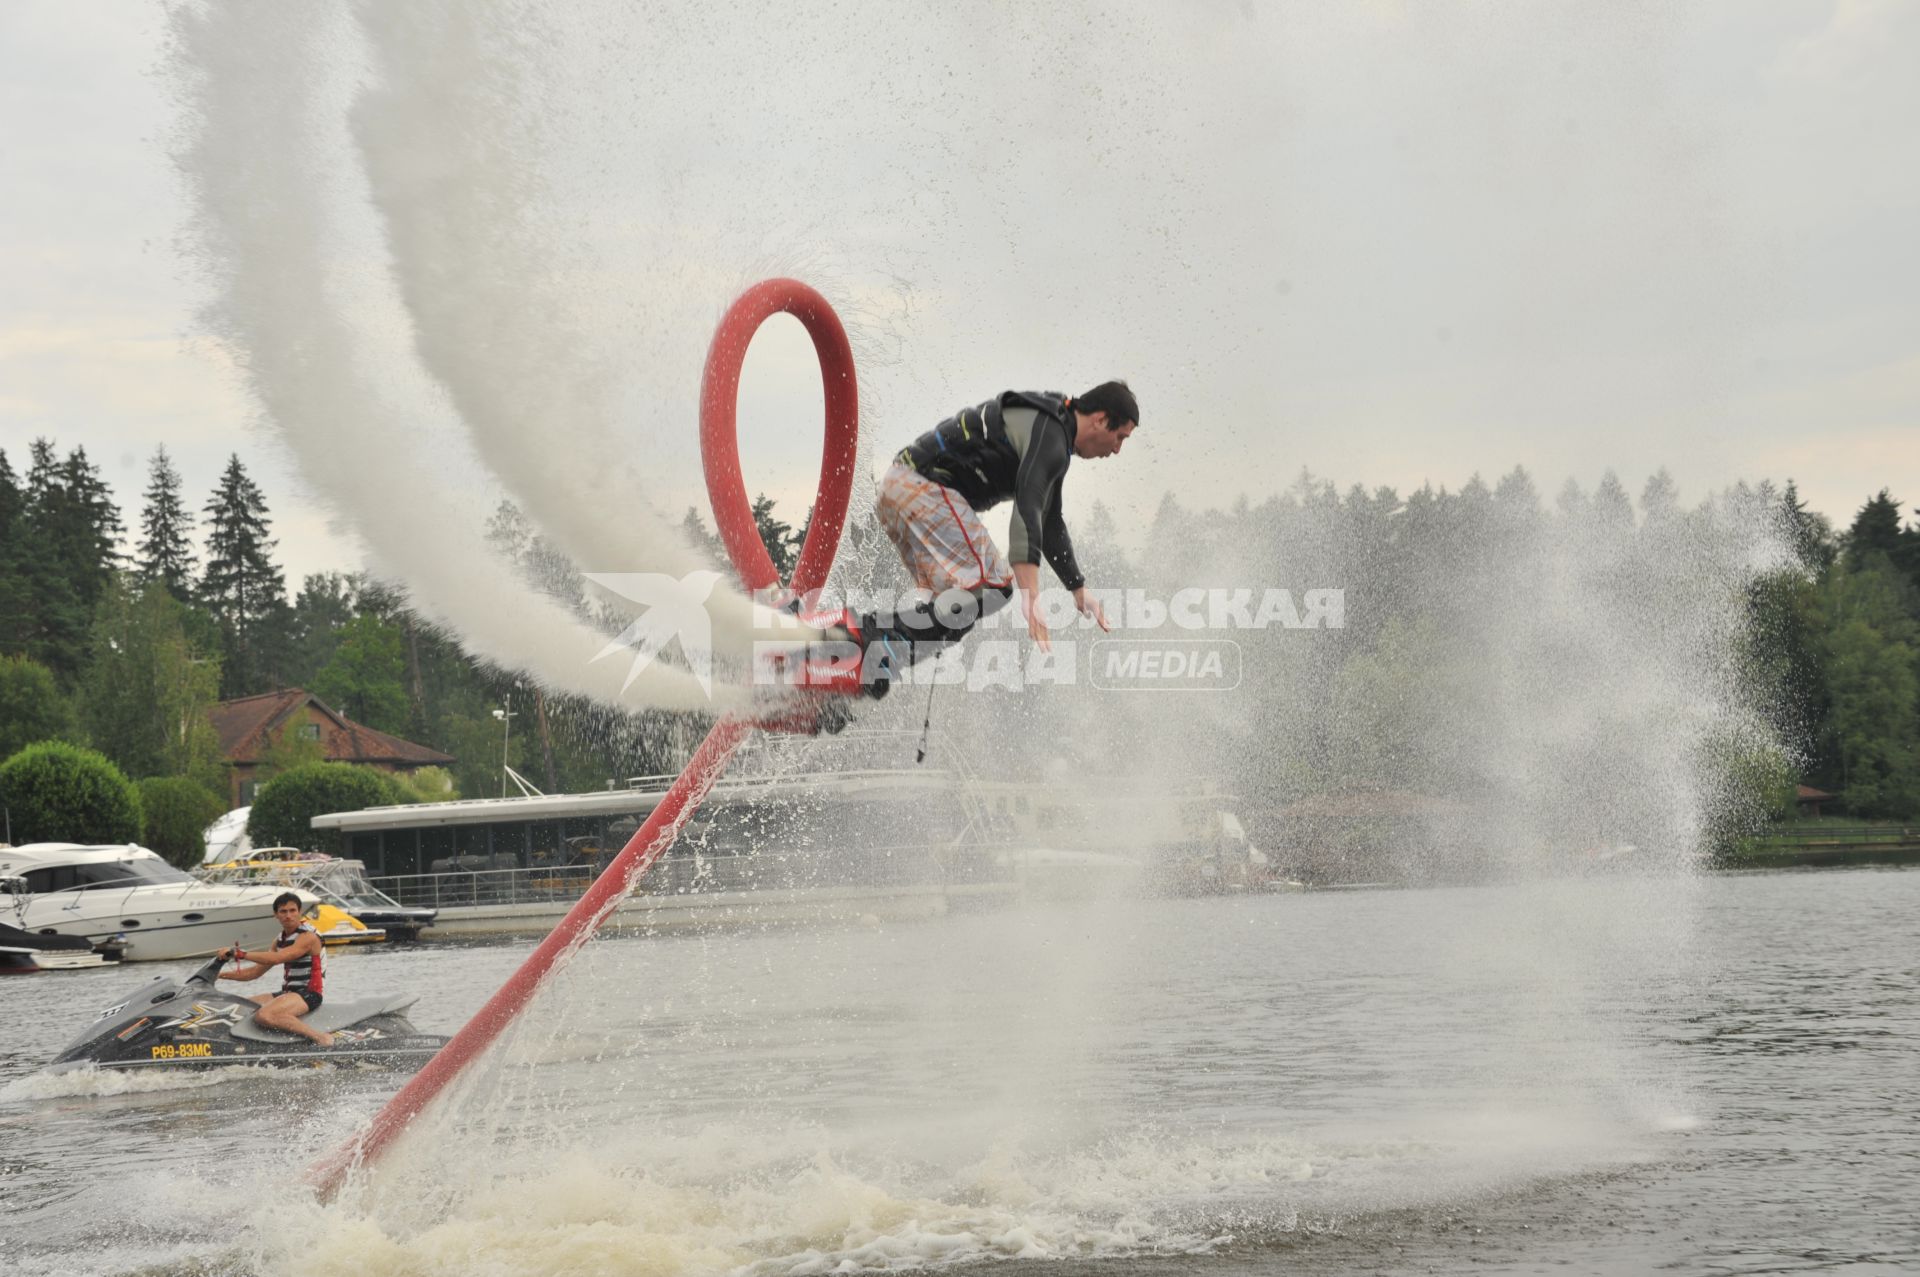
left=342, top=0, right=798, bottom=647
left=168, top=3, right=757, bottom=713
left=942, top=474, right=1799, bottom=886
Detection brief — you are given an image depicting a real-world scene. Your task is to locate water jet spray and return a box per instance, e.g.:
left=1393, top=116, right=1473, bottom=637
left=307, top=278, right=859, bottom=1199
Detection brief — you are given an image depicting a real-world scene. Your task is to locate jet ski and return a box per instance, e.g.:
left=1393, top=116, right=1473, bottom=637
left=46, top=953, right=449, bottom=1073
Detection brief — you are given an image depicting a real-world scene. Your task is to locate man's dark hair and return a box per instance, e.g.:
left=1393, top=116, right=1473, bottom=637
left=273, top=891, right=303, bottom=912
left=1075, top=380, right=1138, bottom=429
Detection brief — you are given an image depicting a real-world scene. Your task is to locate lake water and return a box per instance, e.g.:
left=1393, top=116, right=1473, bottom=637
left=1, top=866, right=1914, bottom=1276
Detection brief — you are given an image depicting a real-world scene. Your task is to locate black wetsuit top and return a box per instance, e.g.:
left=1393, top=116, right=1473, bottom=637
left=895, top=390, right=1085, bottom=591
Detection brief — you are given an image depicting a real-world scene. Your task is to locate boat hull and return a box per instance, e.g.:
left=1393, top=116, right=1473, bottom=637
left=55, top=1031, right=449, bottom=1072
left=46, top=963, right=449, bottom=1074
left=16, top=889, right=284, bottom=962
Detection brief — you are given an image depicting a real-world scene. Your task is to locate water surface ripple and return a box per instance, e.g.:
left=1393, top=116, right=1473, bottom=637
left=0, top=868, right=1913, bottom=1276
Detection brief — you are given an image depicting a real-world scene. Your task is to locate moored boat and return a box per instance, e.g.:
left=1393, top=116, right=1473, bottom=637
left=0, top=921, right=115, bottom=973
left=198, top=849, right=433, bottom=941
left=1, top=844, right=289, bottom=962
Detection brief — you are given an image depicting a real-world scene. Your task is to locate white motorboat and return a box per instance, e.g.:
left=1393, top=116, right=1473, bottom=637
left=198, top=849, right=434, bottom=941
left=0, top=843, right=292, bottom=962
left=201, top=805, right=252, bottom=865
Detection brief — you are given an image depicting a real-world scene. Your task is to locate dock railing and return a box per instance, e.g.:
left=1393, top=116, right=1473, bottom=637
left=368, top=842, right=1010, bottom=910
left=1751, top=824, right=1918, bottom=846
left=1726, top=821, right=1920, bottom=867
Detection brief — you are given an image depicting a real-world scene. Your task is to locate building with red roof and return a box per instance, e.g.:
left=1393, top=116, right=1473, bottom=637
left=1793, top=784, right=1837, bottom=819
left=210, top=689, right=455, bottom=808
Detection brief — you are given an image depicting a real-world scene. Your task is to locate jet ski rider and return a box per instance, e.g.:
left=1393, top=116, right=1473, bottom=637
left=215, top=892, right=333, bottom=1048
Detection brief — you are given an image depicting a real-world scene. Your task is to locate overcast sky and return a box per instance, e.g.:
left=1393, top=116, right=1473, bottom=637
left=1, top=0, right=1914, bottom=588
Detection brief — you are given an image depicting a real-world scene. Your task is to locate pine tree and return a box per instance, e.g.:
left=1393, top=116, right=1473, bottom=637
left=200, top=454, right=289, bottom=695
left=1590, top=470, right=1635, bottom=531
left=0, top=448, right=18, bottom=536
left=1845, top=490, right=1904, bottom=571
left=17, top=440, right=90, bottom=682
left=137, top=445, right=197, bottom=599
left=1074, top=499, right=1133, bottom=586
left=485, top=501, right=582, bottom=607
left=1639, top=467, right=1680, bottom=523
left=1144, top=490, right=1192, bottom=584
left=23, top=439, right=59, bottom=502
left=0, top=451, right=19, bottom=549
left=0, top=448, right=32, bottom=656
left=58, top=446, right=124, bottom=611
left=1780, top=480, right=1835, bottom=570
left=1493, top=466, right=1541, bottom=520
left=681, top=506, right=726, bottom=569
left=1553, top=477, right=1586, bottom=520
left=750, top=493, right=799, bottom=579
left=1904, top=513, right=1920, bottom=595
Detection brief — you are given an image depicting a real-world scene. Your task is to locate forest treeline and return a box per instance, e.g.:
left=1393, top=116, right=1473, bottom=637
left=1058, top=467, right=1920, bottom=848
left=2, top=439, right=1917, bottom=844
left=0, top=442, right=706, bottom=813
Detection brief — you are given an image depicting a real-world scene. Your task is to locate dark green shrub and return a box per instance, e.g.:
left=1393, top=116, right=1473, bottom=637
left=247, top=762, right=395, bottom=855
left=139, top=777, right=227, bottom=870
left=0, top=654, right=77, bottom=760
left=0, top=741, right=142, bottom=846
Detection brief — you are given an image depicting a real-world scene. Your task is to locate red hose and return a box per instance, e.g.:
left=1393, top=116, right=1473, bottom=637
left=701, top=277, right=859, bottom=598
left=307, top=279, right=858, bottom=1199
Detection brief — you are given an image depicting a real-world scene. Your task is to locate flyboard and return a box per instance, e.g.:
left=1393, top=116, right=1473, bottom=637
left=306, top=278, right=861, bottom=1199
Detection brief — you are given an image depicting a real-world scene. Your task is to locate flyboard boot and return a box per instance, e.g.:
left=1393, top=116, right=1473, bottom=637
left=752, top=606, right=901, bottom=735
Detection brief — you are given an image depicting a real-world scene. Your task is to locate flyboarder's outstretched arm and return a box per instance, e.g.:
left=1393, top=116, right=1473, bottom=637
left=1015, top=564, right=1111, bottom=650
left=1015, top=562, right=1048, bottom=650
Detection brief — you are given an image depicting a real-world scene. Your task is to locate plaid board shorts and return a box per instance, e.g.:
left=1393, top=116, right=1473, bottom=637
left=874, top=462, right=1013, bottom=594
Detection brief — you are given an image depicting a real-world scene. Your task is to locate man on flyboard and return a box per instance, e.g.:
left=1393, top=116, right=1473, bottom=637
left=776, top=380, right=1138, bottom=709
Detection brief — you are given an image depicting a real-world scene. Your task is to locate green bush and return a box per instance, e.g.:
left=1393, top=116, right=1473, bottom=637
left=247, top=762, right=396, bottom=855
left=139, top=777, right=227, bottom=870
left=0, top=741, right=143, bottom=846
left=0, top=654, right=77, bottom=760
